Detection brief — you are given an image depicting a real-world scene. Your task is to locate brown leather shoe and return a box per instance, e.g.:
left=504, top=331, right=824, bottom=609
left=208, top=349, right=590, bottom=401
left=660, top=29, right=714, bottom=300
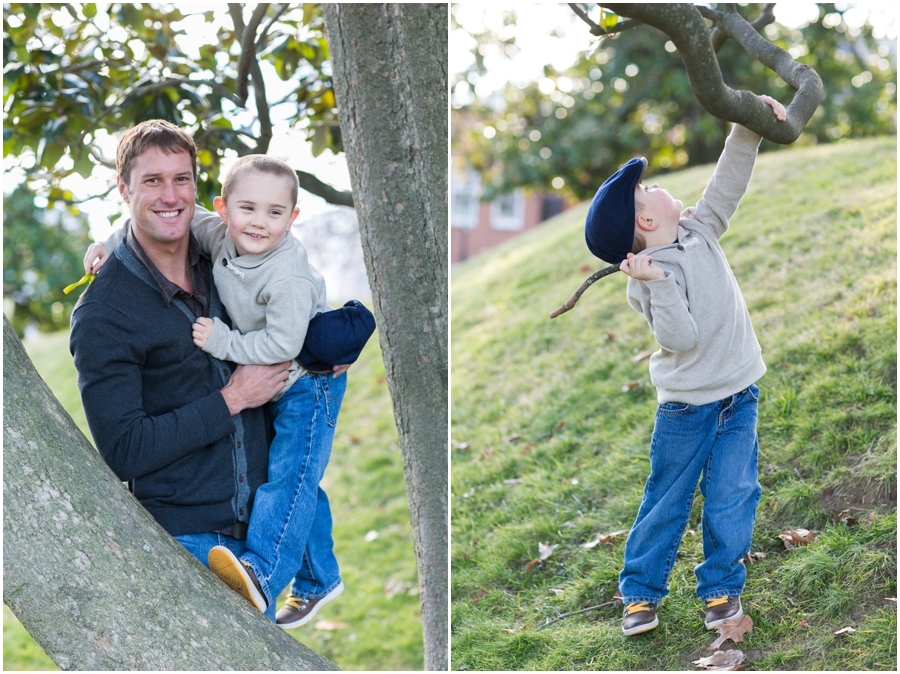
left=276, top=582, right=344, bottom=630
left=208, top=546, right=267, bottom=612
left=622, top=601, right=659, bottom=636
left=705, top=595, right=742, bottom=629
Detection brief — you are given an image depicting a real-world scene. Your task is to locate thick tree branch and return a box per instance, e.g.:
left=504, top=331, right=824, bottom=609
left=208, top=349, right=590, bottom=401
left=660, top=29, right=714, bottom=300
left=296, top=169, right=354, bottom=207
left=601, top=4, right=822, bottom=144
left=229, top=3, right=268, bottom=107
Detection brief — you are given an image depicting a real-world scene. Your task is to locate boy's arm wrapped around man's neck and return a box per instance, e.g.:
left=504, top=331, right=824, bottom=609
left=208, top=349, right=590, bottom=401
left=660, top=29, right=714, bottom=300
left=689, top=124, right=763, bottom=240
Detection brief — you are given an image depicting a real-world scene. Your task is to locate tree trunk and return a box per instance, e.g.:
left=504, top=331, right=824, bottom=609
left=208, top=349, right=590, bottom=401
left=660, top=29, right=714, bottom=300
left=2, top=315, right=338, bottom=671
left=321, top=4, right=448, bottom=670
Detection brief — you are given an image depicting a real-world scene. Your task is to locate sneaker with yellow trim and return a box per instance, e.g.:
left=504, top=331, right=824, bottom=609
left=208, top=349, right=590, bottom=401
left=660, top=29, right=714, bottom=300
left=276, top=582, right=344, bottom=630
left=622, top=601, right=659, bottom=636
left=705, top=595, right=742, bottom=629
left=208, top=545, right=267, bottom=612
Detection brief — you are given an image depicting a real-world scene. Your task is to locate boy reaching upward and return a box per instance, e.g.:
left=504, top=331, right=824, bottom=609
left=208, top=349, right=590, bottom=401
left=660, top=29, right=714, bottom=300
left=583, top=95, right=786, bottom=636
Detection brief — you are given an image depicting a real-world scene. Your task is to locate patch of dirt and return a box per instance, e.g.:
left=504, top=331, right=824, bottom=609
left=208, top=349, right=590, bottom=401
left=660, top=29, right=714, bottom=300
left=819, top=474, right=896, bottom=512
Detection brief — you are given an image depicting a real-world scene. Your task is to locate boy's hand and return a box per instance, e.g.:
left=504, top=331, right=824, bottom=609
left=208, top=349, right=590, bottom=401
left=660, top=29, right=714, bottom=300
left=192, top=317, right=215, bottom=348
left=759, top=94, right=786, bottom=122
left=620, top=252, right=665, bottom=281
left=84, top=243, right=110, bottom=274
left=332, top=363, right=351, bottom=378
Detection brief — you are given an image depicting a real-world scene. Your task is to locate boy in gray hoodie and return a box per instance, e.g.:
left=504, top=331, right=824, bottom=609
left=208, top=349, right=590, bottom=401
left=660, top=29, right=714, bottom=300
left=583, top=95, right=786, bottom=636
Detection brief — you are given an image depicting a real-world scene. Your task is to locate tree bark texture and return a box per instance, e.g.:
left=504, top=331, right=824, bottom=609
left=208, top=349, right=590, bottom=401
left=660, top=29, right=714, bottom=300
left=602, top=3, right=823, bottom=143
left=2, top=316, right=338, bottom=671
left=322, top=4, right=448, bottom=670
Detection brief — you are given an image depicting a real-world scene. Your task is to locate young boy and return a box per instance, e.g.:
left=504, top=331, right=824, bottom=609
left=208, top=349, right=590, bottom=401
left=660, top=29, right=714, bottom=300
left=87, top=155, right=357, bottom=628
left=583, top=95, right=786, bottom=636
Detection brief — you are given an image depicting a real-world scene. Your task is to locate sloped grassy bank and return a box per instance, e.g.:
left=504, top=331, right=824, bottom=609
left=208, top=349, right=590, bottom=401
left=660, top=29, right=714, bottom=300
left=451, top=136, right=896, bottom=671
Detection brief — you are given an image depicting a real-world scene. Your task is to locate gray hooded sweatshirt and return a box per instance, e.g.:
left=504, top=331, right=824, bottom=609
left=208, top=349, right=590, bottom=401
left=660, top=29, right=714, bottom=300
left=626, top=124, right=767, bottom=406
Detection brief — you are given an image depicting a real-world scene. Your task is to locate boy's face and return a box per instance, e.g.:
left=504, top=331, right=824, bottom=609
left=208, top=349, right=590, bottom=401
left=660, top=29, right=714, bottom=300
left=634, top=182, right=683, bottom=233
left=214, top=171, right=300, bottom=256
left=118, top=146, right=196, bottom=249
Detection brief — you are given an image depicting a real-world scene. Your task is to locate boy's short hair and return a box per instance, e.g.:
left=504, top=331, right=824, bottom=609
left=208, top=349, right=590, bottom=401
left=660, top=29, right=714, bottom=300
left=117, top=119, right=198, bottom=187
left=221, top=155, right=300, bottom=209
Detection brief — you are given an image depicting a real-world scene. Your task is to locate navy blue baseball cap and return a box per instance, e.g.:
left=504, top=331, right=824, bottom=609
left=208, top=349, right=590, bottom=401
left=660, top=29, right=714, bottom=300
left=584, top=157, right=648, bottom=264
left=299, top=300, right=376, bottom=373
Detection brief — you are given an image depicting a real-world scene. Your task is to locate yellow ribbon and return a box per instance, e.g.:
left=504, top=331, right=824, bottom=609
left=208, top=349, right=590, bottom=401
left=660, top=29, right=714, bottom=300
left=63, top=272, right=95, bottom=295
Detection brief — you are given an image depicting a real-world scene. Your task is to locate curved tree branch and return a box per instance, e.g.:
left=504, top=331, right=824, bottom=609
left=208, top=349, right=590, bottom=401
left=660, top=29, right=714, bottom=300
left=229, top=3, right=269, bottom=107
left=601, top=3, right=823, bottom=144
left=296, top=169, right=354, bottom=207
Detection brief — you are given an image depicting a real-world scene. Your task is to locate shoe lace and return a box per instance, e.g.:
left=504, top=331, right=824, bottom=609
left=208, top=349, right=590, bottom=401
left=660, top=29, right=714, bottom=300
left=626, top=601, right=651, bottom=614
left=285, top=595, right=310, bottom=611
left=707, top=596, right=730, bottom=608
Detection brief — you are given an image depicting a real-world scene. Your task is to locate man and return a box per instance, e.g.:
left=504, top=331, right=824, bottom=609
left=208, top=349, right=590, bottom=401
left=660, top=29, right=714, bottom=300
left=70, top=119, right=289, bottom=621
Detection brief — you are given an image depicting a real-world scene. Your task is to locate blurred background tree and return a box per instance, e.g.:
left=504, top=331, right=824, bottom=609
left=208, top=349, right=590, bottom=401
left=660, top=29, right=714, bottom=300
left=452, top=3, right=896, bottom=202
left=3, top=2, right=351, bottom=336
left=3, top=183, right=92, bottom=335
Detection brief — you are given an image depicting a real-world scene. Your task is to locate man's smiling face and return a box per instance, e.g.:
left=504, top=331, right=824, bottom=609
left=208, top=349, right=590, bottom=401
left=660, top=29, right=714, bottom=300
left=118, top=146, right=196, bottom=249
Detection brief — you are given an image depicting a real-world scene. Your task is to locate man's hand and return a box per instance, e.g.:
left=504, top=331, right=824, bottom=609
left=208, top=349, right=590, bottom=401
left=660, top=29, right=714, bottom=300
left=332, top=363, right=351, bottom=378
left=620, top=252, right=665, bottom=281
left=759, top=94, right=786, bottom=122
left=220, top=362, right=290, bottom=415
left=84, top=243, right=110, bottom=274
left=192, top=317, right=215, bottom=348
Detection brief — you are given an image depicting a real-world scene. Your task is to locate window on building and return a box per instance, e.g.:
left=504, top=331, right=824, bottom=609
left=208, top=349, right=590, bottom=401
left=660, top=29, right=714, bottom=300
left=490, top=189, right=525, bottom=231
left=451, top=170, right=480, bottom=230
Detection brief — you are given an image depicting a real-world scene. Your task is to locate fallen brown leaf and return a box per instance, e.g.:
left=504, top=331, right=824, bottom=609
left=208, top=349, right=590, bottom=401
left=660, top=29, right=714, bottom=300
left=740, top=551, right=766, bottom=565
left=470, top=590, right=488, bottom=603
left=708, top=615, right=753, bottom=650
left=502, top=624, right=530, bottom=634
left=525, top=542, right=558, bottom=570
left=834, top=509, right=851, bottom=524
left=778, top=528, right=817, bottom=550
left=603, top=332, right=616, bottom=340
left=555, top=419, right=565, bottom=431
left=834, top=626, right=856, bottom=635
left=693, top=649, right=746, bottom=670
left=798, top=620, right=809, bottom=628
left=621, top=381, right=641, bottom=392
left=315, top=620, right=348, bottom=630
left=507, top=433, right=521, bottom=443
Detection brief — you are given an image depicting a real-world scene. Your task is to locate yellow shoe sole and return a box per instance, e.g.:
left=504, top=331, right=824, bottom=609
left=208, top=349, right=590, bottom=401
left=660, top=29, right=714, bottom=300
left=208, top=546, right=267, bottom=612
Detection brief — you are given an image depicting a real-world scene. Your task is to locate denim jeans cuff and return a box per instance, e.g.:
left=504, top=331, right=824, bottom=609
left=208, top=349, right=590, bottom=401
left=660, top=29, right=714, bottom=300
left=301, top=577, right=343, bottom=601
left=621, top=595, right=662, bottom=605
left=699, top=589, right=744, bottom=601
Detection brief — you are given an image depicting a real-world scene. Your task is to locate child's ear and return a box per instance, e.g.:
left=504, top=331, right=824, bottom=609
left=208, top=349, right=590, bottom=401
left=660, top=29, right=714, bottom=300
left=285, top=207, right=300, bottom=234
left=213, top=196, right=228, bottom=222
left=636, top=213, right=658, bottom=232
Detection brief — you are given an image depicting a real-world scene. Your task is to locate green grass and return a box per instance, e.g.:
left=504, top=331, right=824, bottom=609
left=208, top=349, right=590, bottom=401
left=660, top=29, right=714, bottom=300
left=4, top=329, right=424, bottom=670
left=451, top=136, right=897, bottom=670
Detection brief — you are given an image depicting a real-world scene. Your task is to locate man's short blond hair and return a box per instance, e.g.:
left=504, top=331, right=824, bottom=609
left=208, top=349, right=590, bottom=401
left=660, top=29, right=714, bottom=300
left=117, top=119, right=197, bottom=187
left=221, top=155, right=299, bottom=208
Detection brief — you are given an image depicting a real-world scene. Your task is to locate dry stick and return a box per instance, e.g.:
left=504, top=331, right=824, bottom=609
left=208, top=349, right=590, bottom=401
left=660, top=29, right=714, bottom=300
left=549, top=263, right=621, bottom=318
left=536, top=600, right=618, bottom=630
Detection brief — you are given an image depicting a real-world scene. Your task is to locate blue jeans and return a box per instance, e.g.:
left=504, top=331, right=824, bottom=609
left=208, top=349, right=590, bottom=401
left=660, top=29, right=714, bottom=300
left=619, top=385, right=762, bottom=604
left=177, top=372, right=346, bottom=620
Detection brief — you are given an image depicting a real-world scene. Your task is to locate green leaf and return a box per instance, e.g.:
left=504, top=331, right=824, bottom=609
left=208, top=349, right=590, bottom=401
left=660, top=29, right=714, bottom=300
left=73, top=148, right=95, bottom=179
left=310, top=124, right=327, bottom=157
left=39, top=140, right=66, bottom=171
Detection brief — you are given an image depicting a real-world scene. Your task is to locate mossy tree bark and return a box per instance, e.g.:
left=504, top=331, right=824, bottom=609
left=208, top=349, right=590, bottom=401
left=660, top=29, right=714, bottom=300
left=321, top=4, right=448, bottom=670
left=2, top=315, right=338, bottom=671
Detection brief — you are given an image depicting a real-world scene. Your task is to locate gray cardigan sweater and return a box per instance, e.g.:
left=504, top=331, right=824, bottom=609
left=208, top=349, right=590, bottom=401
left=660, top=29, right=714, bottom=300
left=626, top=124, right=767, bottom=405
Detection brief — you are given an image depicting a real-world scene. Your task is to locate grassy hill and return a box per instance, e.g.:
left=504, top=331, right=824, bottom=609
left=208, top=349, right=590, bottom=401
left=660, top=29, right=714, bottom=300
left=451, top=136, right=896, bottom=670
left=4, top=330, right=424, bottom=671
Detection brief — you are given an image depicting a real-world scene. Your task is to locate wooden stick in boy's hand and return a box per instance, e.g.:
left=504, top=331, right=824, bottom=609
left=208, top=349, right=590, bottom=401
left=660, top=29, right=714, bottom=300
left=550, top=262, right=620, bottom=318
